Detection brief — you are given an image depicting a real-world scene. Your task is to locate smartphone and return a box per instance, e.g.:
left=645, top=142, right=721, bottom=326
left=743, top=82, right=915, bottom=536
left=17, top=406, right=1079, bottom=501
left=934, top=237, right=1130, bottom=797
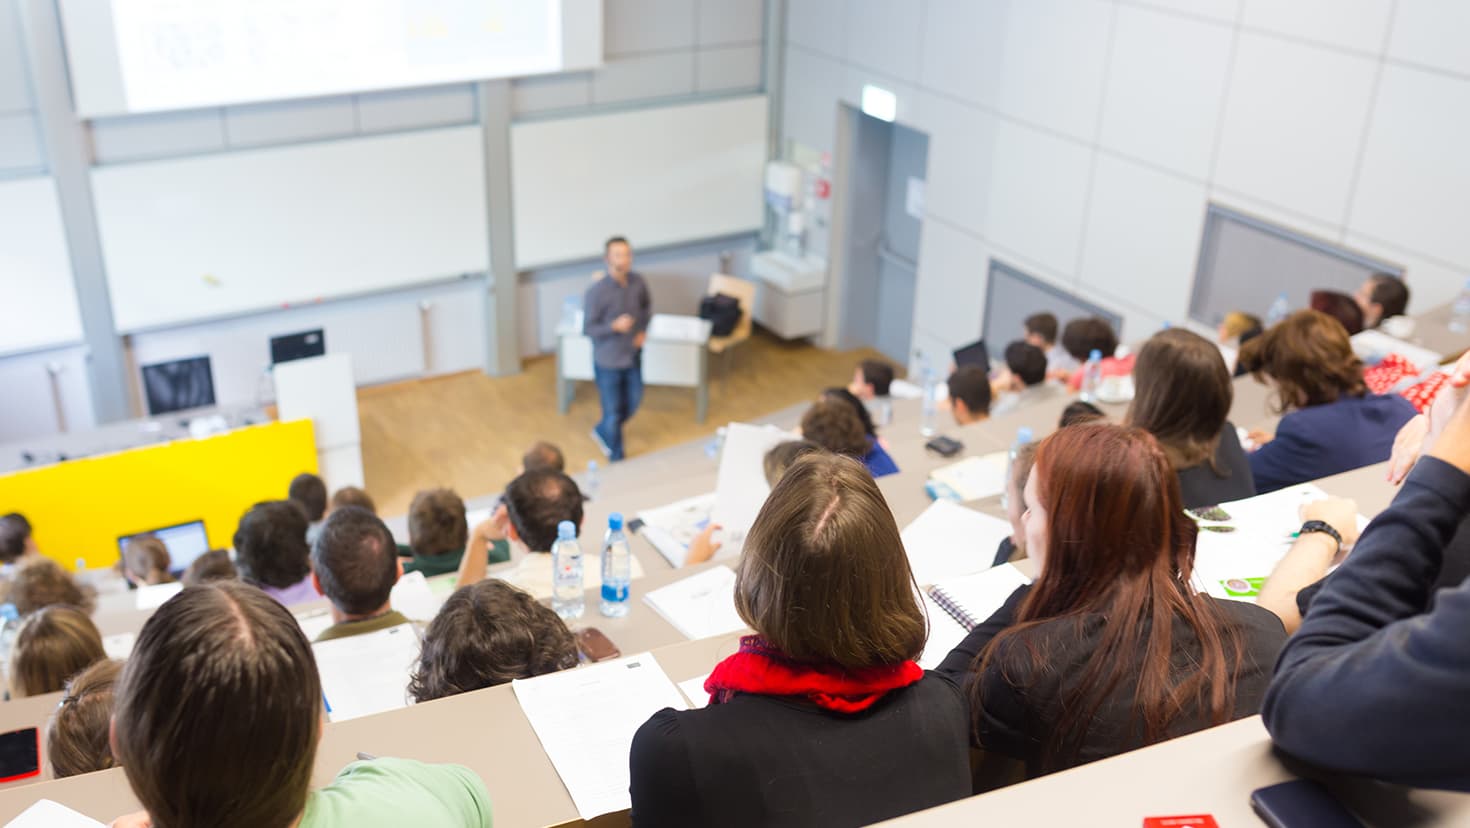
left=1251, top=780, right=1366, bottom=828
left=576, top=627, right=621, bottom=663
left=0, top=728, right=40, bottom=784
left=926, top=436, right=964, bottom=457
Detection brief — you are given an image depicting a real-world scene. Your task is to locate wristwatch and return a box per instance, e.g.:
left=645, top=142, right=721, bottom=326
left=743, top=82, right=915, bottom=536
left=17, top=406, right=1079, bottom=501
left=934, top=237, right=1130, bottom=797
left=1298, top=520, right=1343, bottom=553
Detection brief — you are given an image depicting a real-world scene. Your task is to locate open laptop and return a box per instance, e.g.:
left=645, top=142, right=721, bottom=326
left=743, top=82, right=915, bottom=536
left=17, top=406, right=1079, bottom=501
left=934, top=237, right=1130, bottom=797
left=951, top=339, right=991, bottom=376
left=117, top=520, right=211, bottom=576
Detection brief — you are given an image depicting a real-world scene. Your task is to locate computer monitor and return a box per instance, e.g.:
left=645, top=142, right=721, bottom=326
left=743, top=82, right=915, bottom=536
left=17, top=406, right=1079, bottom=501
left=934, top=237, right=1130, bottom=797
left=140, top=356, right=216, bottom=416
left=117, top=520, right=211, bottom=576
left=952, top=339, right=991, bottom=376
left=270, top=329, right=326, bottom=365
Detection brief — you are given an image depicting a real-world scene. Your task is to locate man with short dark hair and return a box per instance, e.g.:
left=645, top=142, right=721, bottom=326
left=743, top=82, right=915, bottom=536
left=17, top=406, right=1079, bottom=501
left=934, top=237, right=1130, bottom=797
left=311, top=507, right=408, bottom=643
left=947, top=365, right=992, bottom=426
left=1025, top=312, right=1077, bottom=379
left=287, top=472, right=328, bottom=544
left=848, top=359, right=895, bottom=400
left=521, top=441, right=566, bottom=474
left=584, top=236, right=652, bottom=462
left=400, top=488, right=506, bottom=578
left=1356, top=273, right=1410, bottom=329
left=1061, top=317, right=1134, bottom=392
left=991, top=341, right=1060, bottom=416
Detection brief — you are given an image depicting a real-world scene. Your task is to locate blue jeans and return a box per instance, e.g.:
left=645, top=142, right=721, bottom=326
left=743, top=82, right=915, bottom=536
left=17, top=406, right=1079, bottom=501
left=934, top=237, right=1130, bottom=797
left=593, top=358, right=643, bottom=461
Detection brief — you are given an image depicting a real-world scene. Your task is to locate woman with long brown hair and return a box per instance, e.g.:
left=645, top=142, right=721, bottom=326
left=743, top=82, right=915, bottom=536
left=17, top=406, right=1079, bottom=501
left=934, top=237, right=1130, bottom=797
left=937, top=424, right=1285, bottom=776
left=1126, top=328, right=1254, bottom=508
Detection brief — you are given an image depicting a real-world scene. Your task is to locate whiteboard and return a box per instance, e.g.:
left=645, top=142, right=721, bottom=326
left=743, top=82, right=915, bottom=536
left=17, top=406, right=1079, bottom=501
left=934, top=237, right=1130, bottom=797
left=91, top=126, right=489, bottom=332
left=511, top=95, right=768, bottom=270
left=0, top=177, right=84, bottom=355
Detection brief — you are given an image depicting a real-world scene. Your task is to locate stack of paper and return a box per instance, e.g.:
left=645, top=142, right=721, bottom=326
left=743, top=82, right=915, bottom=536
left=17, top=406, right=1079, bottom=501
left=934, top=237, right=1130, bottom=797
left=102, top=632, right=135, bottom=661
left=928, top=452, right=1009, bottom=501
left=313, top=623, right=420, bottom=722
left=514, top=653, right=689, bottom=820
left=134, top=581, right=183, bottom=610
left=389, top=570, right=442, bottom=622
left=637, top=492, right=717, bottom=567
left=901, top=500, right=1014, bottom=587
left=4, top=800, right=104, bottom=828
left=642, top=565, right=747, bottom=640
left=710, top=422, right=801, bottom=556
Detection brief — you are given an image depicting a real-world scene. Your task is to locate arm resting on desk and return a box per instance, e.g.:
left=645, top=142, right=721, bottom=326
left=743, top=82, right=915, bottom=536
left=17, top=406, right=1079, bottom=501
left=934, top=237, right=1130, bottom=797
left=1263, top=458, right=1470, bottom=790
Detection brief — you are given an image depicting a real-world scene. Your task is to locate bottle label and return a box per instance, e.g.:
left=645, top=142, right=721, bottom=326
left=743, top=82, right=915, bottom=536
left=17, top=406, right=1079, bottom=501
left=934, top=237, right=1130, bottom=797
left=601, top=584, right=629, bottom=602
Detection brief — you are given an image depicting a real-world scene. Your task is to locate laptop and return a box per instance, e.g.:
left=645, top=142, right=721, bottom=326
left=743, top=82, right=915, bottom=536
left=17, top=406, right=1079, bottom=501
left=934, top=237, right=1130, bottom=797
left=117, top=520, right=211, bottom=576
left=952, top=339, right=992, bottom=376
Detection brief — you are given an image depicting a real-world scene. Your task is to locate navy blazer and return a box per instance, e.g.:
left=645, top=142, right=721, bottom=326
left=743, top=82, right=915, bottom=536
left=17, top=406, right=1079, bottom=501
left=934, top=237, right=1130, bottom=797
left=1249, top=394, right=1416, bottom=494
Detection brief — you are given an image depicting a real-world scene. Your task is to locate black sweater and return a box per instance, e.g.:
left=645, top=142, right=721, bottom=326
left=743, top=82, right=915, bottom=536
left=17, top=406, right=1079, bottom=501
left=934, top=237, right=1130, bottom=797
left=937, top=584, right=1286, bottom=776
left=1264, top=457, right=1470, bottom=791
left=627, top=674, right=970, bottom=827
left=1176, top=422, right=1256, bottom=510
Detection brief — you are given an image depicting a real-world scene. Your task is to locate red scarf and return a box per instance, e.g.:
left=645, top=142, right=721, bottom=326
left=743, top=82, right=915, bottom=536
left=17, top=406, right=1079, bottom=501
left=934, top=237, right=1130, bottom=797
left=702, top=636, right=924, bottom=714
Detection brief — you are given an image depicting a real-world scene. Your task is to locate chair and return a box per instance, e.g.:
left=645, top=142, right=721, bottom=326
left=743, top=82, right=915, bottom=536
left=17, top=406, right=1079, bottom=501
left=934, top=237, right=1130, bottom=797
left=705, top=273, right=757, bottom=377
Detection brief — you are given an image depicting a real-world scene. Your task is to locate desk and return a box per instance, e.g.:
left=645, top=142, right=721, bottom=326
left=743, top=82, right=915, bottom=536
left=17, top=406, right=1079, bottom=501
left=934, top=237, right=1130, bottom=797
left=876, top=716, right=1470, bottom=827
left=556, top=314, right=713, bottom=423
left=1400, top=302, right=1469, bottom=362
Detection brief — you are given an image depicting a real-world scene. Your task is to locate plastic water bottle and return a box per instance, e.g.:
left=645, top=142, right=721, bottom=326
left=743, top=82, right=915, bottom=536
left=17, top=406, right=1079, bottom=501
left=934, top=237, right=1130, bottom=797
left=1001, top=427, right=1034, bottom=511
left=917, top=350, right=939, bottom=437
left=1079, top=349, right=1103, bottom=403
left=584, top=460, right=601, bottom=501
left=599, top=513, right=632, bottom=617
left=1266, top=292, right=1291, bottom=326
left=0, top=603, right=20, bottom=679
left=551, top=521, right=584, bottom=621
left=1451, top=278, right=1470, bottom=333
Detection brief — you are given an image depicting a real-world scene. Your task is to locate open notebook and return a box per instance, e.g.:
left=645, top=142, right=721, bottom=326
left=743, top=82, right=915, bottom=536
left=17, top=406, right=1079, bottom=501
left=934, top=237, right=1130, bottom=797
left=927, top=452, right=1009, bottom=502
left=918, top=563, right=1032, bottom=669
left=901, top=499, right=1014, bottom=587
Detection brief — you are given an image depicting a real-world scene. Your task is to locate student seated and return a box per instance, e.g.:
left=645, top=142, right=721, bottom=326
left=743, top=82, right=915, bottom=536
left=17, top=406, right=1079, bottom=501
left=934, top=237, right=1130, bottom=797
left=1058, top=400, right=1105, bottom=428
left=289, top=472, right=328, bottom=544
left=521, top=440, right=566, bottom=474
left=47, top=658, right=122, bottom=778
left=120, top=536, right=175, bottom=587
left=946, top=365, right=991, bottom=426
left=992, top=442, right=1037, bottom=568
left=182, top=549, right=237, bottom=587
left=1263, top=376, right=1470, bottom=790
left=402, top=488, right=488, bottom=577
left=328, top=486, right=377, bottom=516
left=311, top=507, right=409, bottom=642
left=108, top=582, right=492, bottom=827
left=801, top=397, right=899, bottom=478
left=1061, top=317, right=1133, bottom=391
left=1125, top=328, right=1254, bottom=508
left=10, top=558, right=96, bottom=616
left=1217, top=310, right=1262, bottom=346
left=991, top=341, right=1058, bottom=417
left=937, top=424, right=1286, bottom=777
left=1239, top=310, right=1417, bottom=493
left=629, top=454, right=971, bottom=827
left=822, top=387, right=881, bottom=442
left=1310, top=289, right=1365, bottom=335
left=848, top=358, right=895, bottom=401
left=235, top=501, right=319, bottom=606
left=763, top=439, right=822, bottom=486
left=1354, top=272, right=1409, bottom=330
left=1023, top=312, right=1076, bottom=380
left=459, top=470, right=587, bottom=598
left=408, top=579, right=578, bottom=702
left=8, top=605, right=105, bottom=698
left=0, top=513, right=38, bottom=574
left=1253, top=496, right=1363, bottom=633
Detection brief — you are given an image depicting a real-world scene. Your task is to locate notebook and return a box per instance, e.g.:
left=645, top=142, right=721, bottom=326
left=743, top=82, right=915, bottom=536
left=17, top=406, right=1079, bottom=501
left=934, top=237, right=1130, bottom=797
left=927, top=452, right=1009, bottom=502
left=642, top=565, right=746, bottom=641
left=636, top=491, right=717, bottom=568
left=926, top=564, right=1032, bottom=631
left=901, top=500, right=1014, bottom=587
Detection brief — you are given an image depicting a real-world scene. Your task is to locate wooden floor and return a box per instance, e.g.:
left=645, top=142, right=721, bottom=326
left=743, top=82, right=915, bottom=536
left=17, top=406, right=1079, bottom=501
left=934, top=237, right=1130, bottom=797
left=357, top=331, right=888, bottom=516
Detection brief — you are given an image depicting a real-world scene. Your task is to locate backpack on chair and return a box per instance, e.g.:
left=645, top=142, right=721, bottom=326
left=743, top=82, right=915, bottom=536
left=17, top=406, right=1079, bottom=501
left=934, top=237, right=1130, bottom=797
left=699, top=293, right=742, bottom=337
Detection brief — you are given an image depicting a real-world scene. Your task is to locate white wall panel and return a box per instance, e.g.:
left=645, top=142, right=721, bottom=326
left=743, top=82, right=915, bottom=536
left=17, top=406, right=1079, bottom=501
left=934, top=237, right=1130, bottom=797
left=604, top=0, right=697, bottom=55
left=982, top=119, right=1093, bottom=277
left=591, top=52, right=697, bottom=104
left=697, top=0, right=764, bottom=46
left=841, top=0, right=924, bottom=84
left=782, top=46, right=845, bottom=152
left=785, top=0, right=846, bottom=57
left=909, top=92, right=997, bottom=235
left=911, top=220, right=989, bottom=349
left=1122, top=0, right=1240, bottom=24
left=1387, top=0, right=1470, bottom=77
left=1241, top=0, right=1394, bottom=54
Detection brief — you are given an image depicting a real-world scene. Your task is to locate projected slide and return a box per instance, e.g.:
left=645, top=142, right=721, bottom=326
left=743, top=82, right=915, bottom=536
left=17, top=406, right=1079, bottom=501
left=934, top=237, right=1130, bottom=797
left=105, top=0, right=562, bottom=112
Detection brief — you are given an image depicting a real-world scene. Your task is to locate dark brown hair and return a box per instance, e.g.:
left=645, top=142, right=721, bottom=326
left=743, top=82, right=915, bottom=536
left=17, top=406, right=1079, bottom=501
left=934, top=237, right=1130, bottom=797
left=1024, top=312, right=1058, bottom=345
left=234, top=500, right=312, bottom=590
left=735, top=453, right=925, bottom=670
left=821, top=387, right=877, bottom=437
left=287, top=473, right=328, bottom=522
left=114, top=583, right=321, bottom=828
left=974, top=425, right=1244, bottom=771
left=48, top=658, right=123, bottom=778
left=763, top=440, right=821, bottom=486
left=408, top=488, right=469, bottom=558
left=858, top=359, right=896, bottom=396
left=946, top=365, right=992, bottom=417
left=1059, top=400, right=1105, bottom=428
left=312, top=507, right=398, bottom=616
left=1004, top=340, right=1048, bottom=387
left=521, top=441, right=566, bottom=473
left=1127, top=328, right=1233, bottom=471
left=329, top=486, right=377, bottom=515
left=10, top=558, right=95, bottom=616
left=1368, top=273, right=1409, bottom=320
left=182, top=549, right=237, bottom=587
left=9, top=605, right=104, bottom=698
left=503, top=471, right=584, bottom=553
left=1310, top=290, right=1365, bottom=336
left=408, top=580, right=578, bottom=702
left=122, top=536, right=173, bottom=586
left=1061, top=317, right=1119, bottom=362
left=0, top=513, right=31, bottom=563
left=800, top=398, right=870, bottom=458
left=1238, top=310, right=1366, bottom=411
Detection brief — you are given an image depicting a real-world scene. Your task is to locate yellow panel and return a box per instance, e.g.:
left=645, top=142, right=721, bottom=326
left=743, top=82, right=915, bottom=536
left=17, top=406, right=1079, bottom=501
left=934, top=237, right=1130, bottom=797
left=0, top=420, right=317, bottom=571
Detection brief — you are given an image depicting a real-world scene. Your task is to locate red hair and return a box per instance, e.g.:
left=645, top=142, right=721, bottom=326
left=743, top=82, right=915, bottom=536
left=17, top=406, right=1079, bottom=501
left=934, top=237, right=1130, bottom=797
left=975, top=424, right=1243, bottom=770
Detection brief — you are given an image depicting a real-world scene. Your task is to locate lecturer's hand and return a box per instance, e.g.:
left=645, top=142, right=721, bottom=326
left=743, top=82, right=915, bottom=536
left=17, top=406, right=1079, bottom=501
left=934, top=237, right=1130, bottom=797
left=611, top=314, right=635, bottom=334
left=632, top=331, right=647, bottom=349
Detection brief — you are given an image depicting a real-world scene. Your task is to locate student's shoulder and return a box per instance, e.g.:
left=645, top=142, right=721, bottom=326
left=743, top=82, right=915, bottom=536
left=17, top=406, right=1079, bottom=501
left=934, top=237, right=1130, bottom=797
left=1206, top=597, right=1288, bottom=643
left=307, top=759, right=491, bottom=827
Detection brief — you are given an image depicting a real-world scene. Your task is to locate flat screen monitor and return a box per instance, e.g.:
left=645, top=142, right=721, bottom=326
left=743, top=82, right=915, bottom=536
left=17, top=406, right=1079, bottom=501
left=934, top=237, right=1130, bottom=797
left=140, top=355, right=216, bottom=415
left=270, top=329, right=326, bottom=365
left=951, top=339, right=991, bottom=376
left=117, top=520, right=211, bottom=575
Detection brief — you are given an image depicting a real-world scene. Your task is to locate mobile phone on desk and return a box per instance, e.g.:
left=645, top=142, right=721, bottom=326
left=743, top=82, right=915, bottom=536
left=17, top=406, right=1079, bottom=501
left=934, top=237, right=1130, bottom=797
left=576, top=627, right=621, bottom=663
left=1251, top=780, right=1367, bottom=828
left=0, top=728, right=40, bottom=783
left=926, top=435, right=964, bottom=457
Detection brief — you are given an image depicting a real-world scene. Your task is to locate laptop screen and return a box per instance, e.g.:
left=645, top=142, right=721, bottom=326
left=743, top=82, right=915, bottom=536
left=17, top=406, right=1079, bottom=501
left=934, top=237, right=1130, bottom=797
left=952, top=339, right=991, bottom=375
left=118, top=520, right=211, bottom=574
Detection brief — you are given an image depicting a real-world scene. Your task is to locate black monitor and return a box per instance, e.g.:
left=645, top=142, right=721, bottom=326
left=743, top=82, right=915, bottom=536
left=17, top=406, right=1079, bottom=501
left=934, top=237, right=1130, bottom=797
left=141, top=356, right=216, bottom=416
left=270, top=329, right=325, bottom=365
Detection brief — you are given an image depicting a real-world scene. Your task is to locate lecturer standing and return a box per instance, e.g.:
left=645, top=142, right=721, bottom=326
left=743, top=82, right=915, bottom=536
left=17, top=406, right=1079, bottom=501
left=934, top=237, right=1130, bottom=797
left=584, top=236, right=652, bottom=462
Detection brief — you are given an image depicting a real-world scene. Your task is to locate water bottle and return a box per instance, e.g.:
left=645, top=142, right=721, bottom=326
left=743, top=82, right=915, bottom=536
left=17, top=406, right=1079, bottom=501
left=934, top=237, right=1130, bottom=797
left=584, top=460, right=601, bottom=502
left=1079, top=349, right=1103, bottom=403
left=551, top=521, right=584, bottom=621
left=1266, top=292, right=1291, bottom=326
left=704, top=426, right=728, bottom=460
left=1451, top=278, right=1470, bottom=333
left=917, top=350, right=939, bottom=437
left=0, top=603, right=20, bottom=683
left=600, top=513, right=632, bottom=617
left=1001, top=427, right=1034, bottom=511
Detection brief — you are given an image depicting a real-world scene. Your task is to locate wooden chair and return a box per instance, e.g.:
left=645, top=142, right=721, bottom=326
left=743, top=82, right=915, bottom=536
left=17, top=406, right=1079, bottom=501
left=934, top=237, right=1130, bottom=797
left=705, top=273, right=757, bottom=377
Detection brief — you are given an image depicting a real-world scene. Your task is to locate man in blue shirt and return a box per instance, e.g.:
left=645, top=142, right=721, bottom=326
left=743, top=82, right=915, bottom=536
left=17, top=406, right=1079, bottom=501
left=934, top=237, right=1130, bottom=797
left=583, top=237, right=652, bottom=461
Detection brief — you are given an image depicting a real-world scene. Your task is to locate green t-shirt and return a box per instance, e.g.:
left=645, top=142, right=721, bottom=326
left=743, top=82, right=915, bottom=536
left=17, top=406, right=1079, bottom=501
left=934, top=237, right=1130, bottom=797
left=300, top=758, right=492, bottom=828
left=398, top=540, right=509, bottom=578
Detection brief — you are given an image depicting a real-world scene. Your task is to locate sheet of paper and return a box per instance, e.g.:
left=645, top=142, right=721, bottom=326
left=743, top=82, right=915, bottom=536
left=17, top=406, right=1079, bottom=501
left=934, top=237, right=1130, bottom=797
left=295, top=609, right=334, bottom=641
left=648, top=313, right=712, bottom=343
left=313, top=623, right=420, bottom=722
left=678, top=673, right=712, bottom=709
left=514, top=653, right=689, bottom=820
left=928, top=452, right=1008, bottom=501
left=710, top=422, right=801, bottom=556
left=927, top=564, right=1032, bottom=631
left=918, top=592, right=969, bottom=671
left=102, top=632, right=135, bottom=660
left=637, top=492, right=716, bottom=567
left=887, top=378, right=924, bottom=400
left=134, top=581, right=182, bottom=610
left=1351, top=329, right=1444, bottom=373
left=902, top=500, right=1014, bottom=587
left=390, top=570, right=441, bottom=622
left=642, top=565, right=746, bottom=640
left=3, top=800, right=105, bottom=828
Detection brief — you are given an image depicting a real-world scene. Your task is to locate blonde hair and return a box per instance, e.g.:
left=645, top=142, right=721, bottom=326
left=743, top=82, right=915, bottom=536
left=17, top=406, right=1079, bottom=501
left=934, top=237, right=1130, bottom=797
left=9, top=606, right=104, bottom=698
left=1219, top=311, right=1261, bottom=341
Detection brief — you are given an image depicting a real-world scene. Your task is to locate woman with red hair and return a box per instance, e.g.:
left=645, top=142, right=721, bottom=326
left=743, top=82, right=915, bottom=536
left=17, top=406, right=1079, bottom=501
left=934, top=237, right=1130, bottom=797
left=938, top=424, right=1286, bottom=777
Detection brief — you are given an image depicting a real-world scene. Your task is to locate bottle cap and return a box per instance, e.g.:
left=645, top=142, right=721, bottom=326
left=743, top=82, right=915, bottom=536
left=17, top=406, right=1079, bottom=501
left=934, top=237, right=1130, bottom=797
left=588, top=460, right=598, bottom=471
left=1017, top=427, right=1033, bottom=443
left=557, top=520, right=576, bottom=541
left=608, top=512, right=624, bottom=530
left=1089, top=349, right=1102, bottom=361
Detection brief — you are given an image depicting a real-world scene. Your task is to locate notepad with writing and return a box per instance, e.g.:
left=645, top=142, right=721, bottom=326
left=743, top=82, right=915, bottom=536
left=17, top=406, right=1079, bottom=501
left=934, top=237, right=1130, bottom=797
left=313, top=623, right=420, bottom=722
left=926, top=564, right=1032, bottom=632
left=902, top=500, right=1014, bottom=587
left=642, top=565, right=746, bottom=640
